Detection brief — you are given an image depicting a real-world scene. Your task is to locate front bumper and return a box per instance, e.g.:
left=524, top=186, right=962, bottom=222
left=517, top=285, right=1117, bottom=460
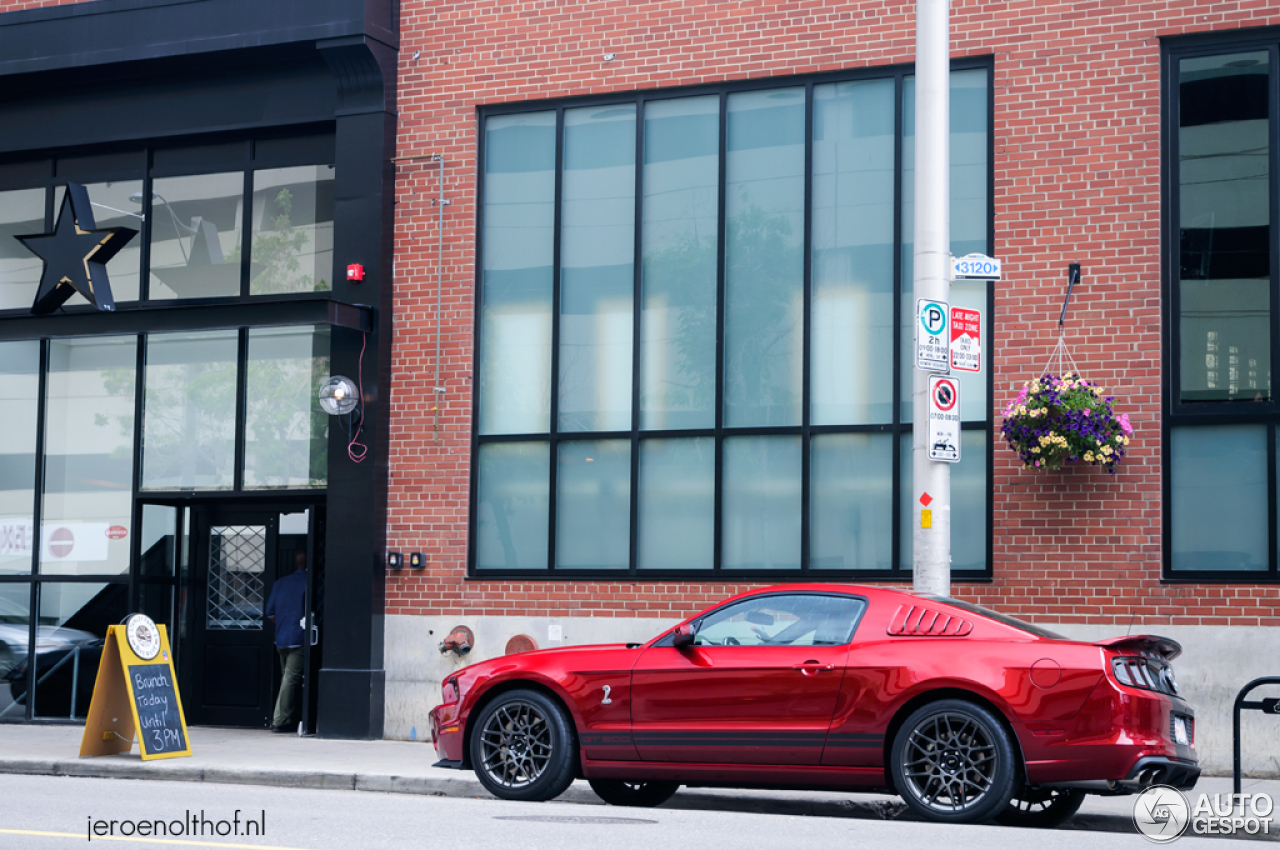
left=430, top=701, right=465, bottom=763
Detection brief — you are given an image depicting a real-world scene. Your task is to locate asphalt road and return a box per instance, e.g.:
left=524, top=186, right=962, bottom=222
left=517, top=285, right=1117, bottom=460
left=0, top=773, right=1244, bottom=850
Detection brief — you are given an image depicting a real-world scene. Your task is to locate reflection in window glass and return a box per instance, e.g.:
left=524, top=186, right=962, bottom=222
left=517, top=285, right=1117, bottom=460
left=479, top=112, right=556, bottom=435
left=41, top=338, right=136, bottom=577
left=53, top=181, right=143, bottom=305
left=725, top=89, right=805, bottom=427
left=899, top=430, right=987, bottom=571
left=475, top=442, right=549, bottom=569
left=0, top=584, right=31, bottom=719
left=141, top=331, right=238, bottom=490
left=556, top=440, right=630, bottom=569
left=32, top=582, right=126, bottom=718
left=243, top=327, right=329, bottom=489
left=900, top=69, right=990, bottom=421
left=139, top=504, right=178, bottom=579
left=810, top=433, right=892, bottom=570
left=722, top=436, right=801, bottom=569
left=0, top=342, right=39, bottom=575
left=693, top=594, right=866, bottom=647
left=0, top=189, right=46, bottom=311
left=149, top=172, right=244, bottom=300
left=1171, top=425, right=1268, bottom=571
left=1178, top=52, right=1271, bottom=403
left=641, top=96, right=719, bottom=430
left=812, top=79, right=895, bottom=425
left=559, top=106, right=636, bottom=433
left=250, top=165, right=335, bottom=294
left=637, top=438, right=714, bottom=569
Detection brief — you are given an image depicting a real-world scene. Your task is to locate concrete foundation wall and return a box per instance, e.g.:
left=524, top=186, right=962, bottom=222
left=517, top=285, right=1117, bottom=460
left=385, top=614, right=1280, bottom=776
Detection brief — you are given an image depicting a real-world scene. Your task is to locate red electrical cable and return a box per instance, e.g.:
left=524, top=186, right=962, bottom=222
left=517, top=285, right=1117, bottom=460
left=347, top=333, right=368, bottom=463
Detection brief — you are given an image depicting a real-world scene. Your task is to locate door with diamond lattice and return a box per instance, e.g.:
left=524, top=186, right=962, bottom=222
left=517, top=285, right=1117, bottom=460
left=189, top=510, right=279, bottom=727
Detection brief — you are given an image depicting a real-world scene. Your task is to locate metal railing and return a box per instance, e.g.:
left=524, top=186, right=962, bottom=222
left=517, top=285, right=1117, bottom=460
left=1233, top=676, right=1280, bottom=795
left=0, top=644, right=89, bottom=720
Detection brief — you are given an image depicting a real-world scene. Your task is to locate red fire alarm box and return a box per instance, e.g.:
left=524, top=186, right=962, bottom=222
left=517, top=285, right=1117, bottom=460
left=346, top=263, right=365, bottom=281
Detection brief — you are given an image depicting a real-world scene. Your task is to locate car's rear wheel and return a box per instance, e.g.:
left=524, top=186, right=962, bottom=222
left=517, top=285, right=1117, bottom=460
left=469, top=688, right=576, bottom=802
left=588, top=779, right=680, bottom=808
left=995, top=786, right=1086, bottom=828
left=890, top=698, right=1018, bottom=824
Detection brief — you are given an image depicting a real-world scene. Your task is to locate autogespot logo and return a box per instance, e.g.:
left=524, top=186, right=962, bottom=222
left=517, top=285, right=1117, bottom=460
left=1133, top=785, right=1190, bottom=842
left=1133, top=786, right=1275, bottom=841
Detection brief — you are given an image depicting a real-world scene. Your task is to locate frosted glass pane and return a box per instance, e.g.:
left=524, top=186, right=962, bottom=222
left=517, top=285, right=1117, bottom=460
left=475, top=442, right=550, bottom=570
left=250, top=165, right=335, bottom=294
left=0, top=189, right=47, bottom=311
left=901, top=69, right=990, bottom=421
left=243, top=326, right=329, bottom=489
left=0, top=341, right=39, bottom=575
left=1178, top=52, right=1271, bottom=402
left=142, top=331, right=238, bottom=490
left=724, top=89, right=804, bottom=427
left=722, top=436, right=801, bottom=569
left=149, top=172, right=244, bottom=300
left=556, top=440, right=630, bottom=569
left=638, top=438, right=714, bottom=569
left=812, top=79, right=895, bottom=425
left=41, top=337, right=136, bottom=576
left=640, top=96, right=719, bottom=430
left=810, top=433, right=892, bottom=570
left=480, top=112, right=555, bottom=435
left=1171, top=425, right=1267, bottom=571
left=559, top=106, right=636, bottom=432
left=899, top=429, right=986, bottom=572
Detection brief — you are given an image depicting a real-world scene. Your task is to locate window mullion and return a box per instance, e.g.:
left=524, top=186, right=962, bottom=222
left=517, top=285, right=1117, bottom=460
left=800, top=82, right=814, bottom=573
left=713, top=91, right=728, bottom=573
left=629, top=99, right=644, bottom=575
left=547, top=107, right=565, bottom=572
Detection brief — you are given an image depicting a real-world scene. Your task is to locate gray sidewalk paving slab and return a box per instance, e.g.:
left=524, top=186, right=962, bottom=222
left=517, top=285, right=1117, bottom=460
left=1, top=723, right=1278, bottom=838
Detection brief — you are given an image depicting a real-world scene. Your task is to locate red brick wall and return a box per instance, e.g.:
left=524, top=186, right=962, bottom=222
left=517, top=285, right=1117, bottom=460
left=385, top=0, right=1280, bottom=627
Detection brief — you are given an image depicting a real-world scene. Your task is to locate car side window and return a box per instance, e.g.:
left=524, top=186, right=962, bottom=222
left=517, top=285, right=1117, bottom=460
left=692, top=594, right=866, bottom=647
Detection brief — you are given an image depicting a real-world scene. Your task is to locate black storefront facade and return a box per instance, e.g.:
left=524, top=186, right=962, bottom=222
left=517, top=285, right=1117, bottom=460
left=0, top=0, right=396, bottom=739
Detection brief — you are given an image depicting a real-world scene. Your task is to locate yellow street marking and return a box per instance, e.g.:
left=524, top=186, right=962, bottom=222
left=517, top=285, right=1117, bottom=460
left=0, top=828, right=321, bottom=850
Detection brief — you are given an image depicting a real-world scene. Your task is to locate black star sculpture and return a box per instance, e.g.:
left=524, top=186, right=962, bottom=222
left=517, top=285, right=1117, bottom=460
left=17, top=183, right=137, bottom=314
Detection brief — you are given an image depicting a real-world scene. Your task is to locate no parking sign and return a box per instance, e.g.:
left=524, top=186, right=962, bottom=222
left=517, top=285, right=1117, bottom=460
left=927, top=376, right=961, bottom=463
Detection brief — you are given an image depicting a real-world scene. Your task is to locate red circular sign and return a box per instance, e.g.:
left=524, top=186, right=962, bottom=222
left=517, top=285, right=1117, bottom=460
left=106, top=525, right=128, bottom=540
left=49, top=526, right=74, bottom=558
left=932, top=379, right=958, bottom=412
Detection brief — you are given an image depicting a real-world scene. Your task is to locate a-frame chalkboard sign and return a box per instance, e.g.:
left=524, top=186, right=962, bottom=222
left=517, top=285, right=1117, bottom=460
left=79, top=614, right=191, bottom=761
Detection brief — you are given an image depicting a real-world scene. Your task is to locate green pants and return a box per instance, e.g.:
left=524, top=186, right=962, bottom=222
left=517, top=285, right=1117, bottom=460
left=273, top=646, right=304, bottom=729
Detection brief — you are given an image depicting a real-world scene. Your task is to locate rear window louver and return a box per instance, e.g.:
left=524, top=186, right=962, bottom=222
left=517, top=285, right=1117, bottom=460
left=888, top=604, right=974, bottom=637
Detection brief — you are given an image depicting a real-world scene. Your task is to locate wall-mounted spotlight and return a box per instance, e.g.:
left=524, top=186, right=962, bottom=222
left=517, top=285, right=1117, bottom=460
left=318, top=376, right=359, bottom=416
left=409, top=552, right=426, bottom=569
left=387, top=552, right=403, bottom=570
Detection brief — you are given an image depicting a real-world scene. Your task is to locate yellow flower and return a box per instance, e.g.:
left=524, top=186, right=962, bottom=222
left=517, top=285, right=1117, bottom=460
left=1031, top=447, right=1041, bottom=454
left=1084, top=451, right=1094, bottom=462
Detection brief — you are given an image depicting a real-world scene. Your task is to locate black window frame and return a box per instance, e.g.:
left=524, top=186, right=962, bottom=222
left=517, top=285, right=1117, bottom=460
left=468, top=57, right=996, bottom=582
left=1163, top=27, right=1280, bottom=583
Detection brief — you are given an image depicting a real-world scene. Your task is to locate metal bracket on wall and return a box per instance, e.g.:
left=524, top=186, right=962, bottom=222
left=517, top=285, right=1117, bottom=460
left=1058, top=263, right=1082, bottom=330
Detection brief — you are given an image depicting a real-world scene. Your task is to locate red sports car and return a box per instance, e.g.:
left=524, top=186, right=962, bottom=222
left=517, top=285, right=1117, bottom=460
left=430, top=585, right=1198, bottom=826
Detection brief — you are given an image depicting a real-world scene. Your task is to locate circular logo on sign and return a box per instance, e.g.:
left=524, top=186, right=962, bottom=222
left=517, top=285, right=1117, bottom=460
left=49, top=526, right=74, bottom=558
left=106, top=525, right=128, bottom=540
left=932, top=379, right=958, bottom=412
left=1132, top=785, right=1190, bottom=842
left=125, top=613, right=162, bottom=661
left=920, top=302, right=947, bottom=335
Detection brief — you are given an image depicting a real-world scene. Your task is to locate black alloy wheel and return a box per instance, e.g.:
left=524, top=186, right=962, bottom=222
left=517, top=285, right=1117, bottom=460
left=890, top=698, right=1018, bottom=824
left=469, top=688, right=577, bottom=802
left=588, top=779, right=680, bottom=808
left=995, top=786, right=1087, bottom=828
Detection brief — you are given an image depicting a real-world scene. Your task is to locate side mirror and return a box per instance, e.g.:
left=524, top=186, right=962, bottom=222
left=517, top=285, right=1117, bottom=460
left=672, top=623, right=695, bottom=648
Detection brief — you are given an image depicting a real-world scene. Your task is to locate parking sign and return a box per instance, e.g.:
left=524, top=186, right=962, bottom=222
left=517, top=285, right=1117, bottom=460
left=927, top=376, right=961, bottom=463
left=915, top=299, right=949, bottom=372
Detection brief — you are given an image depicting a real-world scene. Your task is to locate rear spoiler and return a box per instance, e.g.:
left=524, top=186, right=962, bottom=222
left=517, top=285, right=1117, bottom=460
left=1095, top=634, right=1182, bottom=662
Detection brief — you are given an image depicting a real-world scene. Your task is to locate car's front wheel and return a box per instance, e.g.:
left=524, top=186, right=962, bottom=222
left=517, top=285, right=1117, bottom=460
left=995, top=786, right=1086, bottom=828
left=588, top=779, right=680, bottom=808
left=890, top=698, right=1018, bottom=824
left=469, top=688, right=577, bottom=802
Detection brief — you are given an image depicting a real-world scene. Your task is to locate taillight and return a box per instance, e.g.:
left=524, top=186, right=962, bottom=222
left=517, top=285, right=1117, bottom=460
left=1112, top=656, right=1179, bottom=696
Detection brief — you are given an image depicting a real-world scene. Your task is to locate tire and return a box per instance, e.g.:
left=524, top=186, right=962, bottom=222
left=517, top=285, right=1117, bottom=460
left=889, top=698, right=1019, bottom=824
left=469, top=688, right=577, bottom=802
left=995, top=787, right=1086, bottom=828
left=588, top=779, right=680, bottom=808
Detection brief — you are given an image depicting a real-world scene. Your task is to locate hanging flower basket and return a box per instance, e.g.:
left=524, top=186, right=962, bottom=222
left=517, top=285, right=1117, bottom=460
left=1000, top=372, right=1132, bottom=473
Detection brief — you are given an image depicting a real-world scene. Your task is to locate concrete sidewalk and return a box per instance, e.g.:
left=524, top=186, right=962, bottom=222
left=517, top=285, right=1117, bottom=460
left=0, top=723, right=1277, bottom=839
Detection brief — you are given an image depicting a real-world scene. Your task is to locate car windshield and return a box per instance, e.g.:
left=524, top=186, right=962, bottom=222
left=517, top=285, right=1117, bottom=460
left=920, top=596, right=1067, bottom=640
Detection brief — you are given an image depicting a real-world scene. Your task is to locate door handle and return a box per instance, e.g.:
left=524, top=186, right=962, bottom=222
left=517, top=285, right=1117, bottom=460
left=794, top=661, right=835, bottom=674
left=309, top=614, right=319, bottom=647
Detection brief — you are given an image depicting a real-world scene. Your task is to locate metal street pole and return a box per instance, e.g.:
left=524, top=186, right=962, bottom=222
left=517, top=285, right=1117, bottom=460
left=912, top=0, right=951, bottom=596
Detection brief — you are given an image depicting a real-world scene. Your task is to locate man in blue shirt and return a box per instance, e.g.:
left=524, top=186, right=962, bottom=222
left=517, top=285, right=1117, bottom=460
left=264, top=550, right=307, bottom=733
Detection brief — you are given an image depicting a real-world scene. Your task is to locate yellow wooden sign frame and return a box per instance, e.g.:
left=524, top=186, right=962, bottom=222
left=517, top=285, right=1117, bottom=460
left=79, top=623, right=191, bottom=761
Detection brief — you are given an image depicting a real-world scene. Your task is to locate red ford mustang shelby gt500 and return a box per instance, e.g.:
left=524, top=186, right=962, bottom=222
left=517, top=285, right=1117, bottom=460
left=430, top=585, right=1198, bottom=826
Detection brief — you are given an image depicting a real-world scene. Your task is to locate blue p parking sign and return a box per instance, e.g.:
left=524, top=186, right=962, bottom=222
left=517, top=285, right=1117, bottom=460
left=915, top=299, right=950, bottom=372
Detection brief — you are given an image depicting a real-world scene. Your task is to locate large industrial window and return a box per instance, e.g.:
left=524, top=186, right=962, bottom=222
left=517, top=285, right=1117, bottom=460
left=472, top=62, right=994, bottom=578
left=1166, top=35, right=1280, bottom=580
